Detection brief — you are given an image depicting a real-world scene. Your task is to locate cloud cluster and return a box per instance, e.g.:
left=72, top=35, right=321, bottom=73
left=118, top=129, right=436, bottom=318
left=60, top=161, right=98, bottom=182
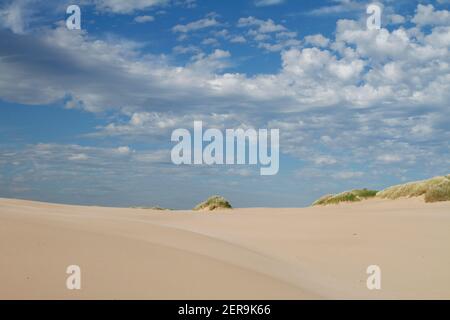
left=1, top=2, right=450, bottom=205
left=93, top=0, right=169, bottom=14
left=308, top=0, right=366, bottom=16
left=236, top=16, right=302, bottom=52
left=173, top=15, right=219, bottom=33
left=1, top=4, right=449, bottom=119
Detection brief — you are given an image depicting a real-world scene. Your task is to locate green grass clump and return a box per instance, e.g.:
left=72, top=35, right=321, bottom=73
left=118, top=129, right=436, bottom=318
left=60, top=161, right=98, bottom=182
left=377, top=175, right=450, bottom=202
left=313, top=174, right=450, bottom=206
left=312, top=189, right=378, bottom=206
left=311, top=194, right=335, bottom=206
left=194, top=196, right=232, bottom=211
left=353, top=189, right=379, bottom=198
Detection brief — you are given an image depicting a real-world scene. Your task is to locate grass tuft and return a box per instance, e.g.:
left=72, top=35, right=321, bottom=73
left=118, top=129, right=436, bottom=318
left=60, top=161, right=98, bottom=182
left=424, top=179, right=450, bottom=203
left=312, top=189, right=378, bottom=206
left=377, top=175, right=450, bottom=203
left=311, top=194, right=335, bottom=206
left=194, top=196, right=233, bottom=211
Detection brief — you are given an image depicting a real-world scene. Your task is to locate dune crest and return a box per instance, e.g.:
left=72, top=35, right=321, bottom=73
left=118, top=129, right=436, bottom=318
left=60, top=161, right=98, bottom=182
left=312, top=174, right=450, bottom=206
left=377, top=174, right=450, bottom=203
left=193, top=196, right=232, bottom=211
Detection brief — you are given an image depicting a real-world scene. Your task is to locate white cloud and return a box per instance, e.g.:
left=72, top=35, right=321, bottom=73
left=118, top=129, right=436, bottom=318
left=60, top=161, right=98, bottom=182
left=0, top=4, right=449, bottom=182
left=276, top=31, right=297, bottom=39
left=254, top=0, right=284, bottom=7
left=116, top=146, right=133, bottom=155
left=412, top=4, right=450, bottom=27
left=238, top=16, right=301, bottom=51
left=411, top=124, right=433, bottom=137
left=387, top=14, right=405, bottom=25
left=2, top=7, right=450, bottom=118
left=0, top=0, right=29, bottom=34
left=238, top=17, right=286, bottom=33
left=258, top=38, right=301, bottom=52
left=304, top=34, right=330, bottom=48
left=332, top=171, right=363, bottom=180
left=172, top=16, right=219, bottom=33
left=93, top=0, right=168, bottom=14
left=179, top=0, right=197, bottom=8
left=308, top=0, right=365, bottom=16
left=314, top=156, right=337, bottom=165
left=230, top=35, right=246, bottom=43
left=172, top=44, right=201, bottom=55
left=189, top=49, right=231, bottom=72
left=91, top=111, right=247, bottom=139
left=68, top=153, right=89, bottom=161
left=201, top=37, right=219, bottom=46
left=377, top=154, right=402, bottom=164
left=134, top=15, right=155, bottom=23
left=1, top=2, right=449, bottom=207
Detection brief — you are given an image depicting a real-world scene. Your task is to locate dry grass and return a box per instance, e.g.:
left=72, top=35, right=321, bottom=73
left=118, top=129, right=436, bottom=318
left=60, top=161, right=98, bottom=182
left=377, top=175, right=450, bottom=203
left=194, top=196, right=233, bottom=211
left=424, top=179, right=450, bottom=203
left=312, top=189, right=378, bottom=206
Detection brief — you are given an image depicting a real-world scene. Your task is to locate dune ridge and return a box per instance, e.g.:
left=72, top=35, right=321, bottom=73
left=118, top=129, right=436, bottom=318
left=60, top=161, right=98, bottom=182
left=312, top=174, right=450, bottom=206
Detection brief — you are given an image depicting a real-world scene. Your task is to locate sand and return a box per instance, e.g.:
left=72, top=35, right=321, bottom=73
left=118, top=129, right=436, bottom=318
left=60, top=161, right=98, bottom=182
left=0, top=197, right=449, bottom=300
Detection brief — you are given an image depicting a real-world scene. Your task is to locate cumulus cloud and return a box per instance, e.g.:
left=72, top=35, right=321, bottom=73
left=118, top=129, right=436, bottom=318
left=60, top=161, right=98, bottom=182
left=1, top=3, right=450, bottom=198
left=237, top=16, right=301, bottom=51
left=387, top=14, right=405, bottom=25
left=304, top=34, right=330, bottom=48
left=2, top=5, right=450, bottom=115
left=412, top=4, right=450, bottom=27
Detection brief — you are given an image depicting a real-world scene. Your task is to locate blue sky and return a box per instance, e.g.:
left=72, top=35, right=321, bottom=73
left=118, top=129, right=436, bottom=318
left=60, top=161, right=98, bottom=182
left=0, top=0, right=449, bottom=209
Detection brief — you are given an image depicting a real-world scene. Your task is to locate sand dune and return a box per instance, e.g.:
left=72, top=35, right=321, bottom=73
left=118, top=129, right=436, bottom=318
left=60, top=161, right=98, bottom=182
left=0, top=197, right=449, bottom=299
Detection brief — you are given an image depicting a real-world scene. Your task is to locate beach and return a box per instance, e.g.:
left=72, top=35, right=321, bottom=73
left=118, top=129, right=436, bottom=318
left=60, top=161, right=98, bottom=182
left=1, top=197, right=449, bottom=299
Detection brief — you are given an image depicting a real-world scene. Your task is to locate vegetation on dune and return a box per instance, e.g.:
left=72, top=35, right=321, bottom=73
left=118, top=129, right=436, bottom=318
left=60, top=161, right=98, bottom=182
left=194, top=196, right=233, bottom=211
left=352, top=189, right=379, bottom=198
left=312, top=189, right=378, bottom=206
left=313, top=174, right=450, bottom=206
left=131, top=206, right=171, bottom=211
left=377, top=175, right=450, bottom=203
left=131, top=175, right=450, bottom=211
left=424, top=180, right=450, bottom=203
left=311, top=194, right=335, bottom=206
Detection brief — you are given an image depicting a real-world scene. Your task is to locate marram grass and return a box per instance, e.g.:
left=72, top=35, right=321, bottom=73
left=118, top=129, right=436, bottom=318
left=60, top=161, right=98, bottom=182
left=313, top=174, right=450, bottom=206
left=194, top=196, right=233, bottom=211
left=377, top=175, right=450, bottom=203
left=312, top=189, right=378, bottom=206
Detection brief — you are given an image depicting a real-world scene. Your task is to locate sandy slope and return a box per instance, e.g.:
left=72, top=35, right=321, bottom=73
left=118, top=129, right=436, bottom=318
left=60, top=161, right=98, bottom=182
left=0, top=197, right=449, bottom=299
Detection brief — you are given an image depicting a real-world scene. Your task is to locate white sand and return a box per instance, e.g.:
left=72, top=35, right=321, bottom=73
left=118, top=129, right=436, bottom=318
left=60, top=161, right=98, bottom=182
left=0, top=197, right=449, bottom=299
